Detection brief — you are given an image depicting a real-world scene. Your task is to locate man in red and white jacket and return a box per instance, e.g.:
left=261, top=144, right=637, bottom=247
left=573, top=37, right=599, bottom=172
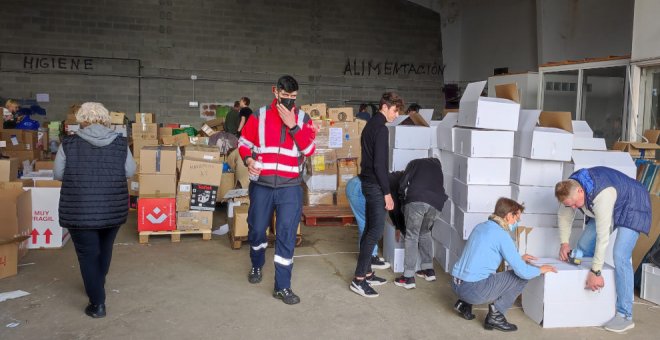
left=238, top=75, right=315, bottom=305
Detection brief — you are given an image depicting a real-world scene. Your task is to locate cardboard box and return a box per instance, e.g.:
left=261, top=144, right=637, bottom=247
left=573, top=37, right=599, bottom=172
left=0, top=189, right=32, bottom=249
left=127, top=177, right=139, bottom=196
left=431, top=217, right=453, bottom=249
left=434, top=240, right=450, bottom=272
left=0, top=129, right=38, bottom=151
left=176, top=183, right=192, bottom=212
left=335, top=140, right=361, bottom=159
left=0, top=158, right=19, bottom=182
left=184, top=145, right=221, bottom=162
left=201, top=118, right=224, bottom=137
left=138, top=174, right=176, bottom=197
left=161, top=133, right=190, bottom=146
left=519, top=213, right=561, bottom=228
left=454, top=205, right=490, bottom=240
left=189, top=136, right=209, bottom=146
left=453, top=178, right=511, bottom=213
left=304, top=174, right=337, bottom=191
left=1, top=150, right=40, bottom=164
left=135, top=112, right=156, bottom=123
left=301, top=103, right=327, bottom=120
left=387, top=111, right=433, bottom=150
left=511, top=184, right=559, bottom=214
left=0, top=180, right=30, bottom=191
left=189, top=183, right=218, bottom=211
left=34, top=160, right=54, bottom=171
left=439, top=198, right=454, bottom=224
left=458, top=81, right=520, bottom=131
left=158, top=127, right=173, bottom=139
left=0, top=239, right=21, bottom=279
left=110, top=111, right=125, bottom=125
left=303, top=185, right=334, bottom=206
left=612, top=141, right=660, bottom=159
left=335, top=190, right=349, bottom=207
left=337, top=158, right=358, bottom=188
left=522, top=258, right=615, bottom=328
left=515, top=226, right=583, bottom=258
left=437, top=112, right=458, bottom=151
left=132, top=138, right=159, bottom=159
left=137, top=197, right=176, bottom=232
left=510, top=157, right=563, bottom=187
left=572, top=120, right=593, bottom=138
left=640, top=263, right=660, bottom=305
left=515, top=110, right=573, bottom=161
left=112, top=123, right=128, bottom=137
left=453, top=128, right=514, bottom=158
left=633, top=195, right=660, bottom=271
left=177, top=210, right=213, bottom=231
left=132, top=123, right=158, bottom=140
left=328, top=107, right=354, bottom=122
left=27, top=185, right=70, bottom=249
left=306, top=149, right=338, bottom=175
left=139, top=146, right=177, bottom=175
left=382, top=219, right=425, bottom=273
left=573, top=137, right=606, bottom=151
left=566, top=150, right=636, bottom=180
left=232, top=205, right=249, bottom=237
left=179, top=158, right=223, bottom=186
left=390, top=148, right=429, bottom=171
left=453, top=154, right=510, bottom=185
left=217, top=172, right=235, bottom=203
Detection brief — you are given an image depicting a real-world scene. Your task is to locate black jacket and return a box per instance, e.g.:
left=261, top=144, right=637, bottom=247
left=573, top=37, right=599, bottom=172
left=359, top=113, right=390, bottom=195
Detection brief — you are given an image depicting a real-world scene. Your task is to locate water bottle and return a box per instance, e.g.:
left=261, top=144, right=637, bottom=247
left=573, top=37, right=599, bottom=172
left=249, top=156, right=263, bottom=181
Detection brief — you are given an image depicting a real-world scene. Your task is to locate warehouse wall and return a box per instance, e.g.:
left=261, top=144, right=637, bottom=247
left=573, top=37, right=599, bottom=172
left=631, top=0, right=660, bottom=61
left=0, top=0, right=444, bottom=124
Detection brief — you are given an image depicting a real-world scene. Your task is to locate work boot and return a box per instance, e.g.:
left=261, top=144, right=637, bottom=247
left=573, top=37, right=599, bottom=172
left=454, top=299, right=475, bottom=320
left=84, top=303, right=106, bottom=318
left=484, top=304, right=517, bottom=332
left=248, top=267, right=262, bottom=284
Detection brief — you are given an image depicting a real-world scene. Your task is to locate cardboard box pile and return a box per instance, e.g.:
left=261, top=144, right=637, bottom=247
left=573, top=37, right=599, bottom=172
left=0, top=129, right=41, bottom=163
left=388, top=110, right=436, bottom=171
left=132, top=113, right=158, bottom=160
left=0, top=173, right=32, bottom=279
left=137, top=145, right=177, bottom=232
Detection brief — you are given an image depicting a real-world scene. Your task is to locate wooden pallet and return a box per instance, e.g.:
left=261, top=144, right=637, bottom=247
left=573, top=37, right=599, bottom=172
left=139, top=229, right=212, bottom=244
left=229, top=233, right=303, bottom=249
left=302, top=206, right=355, bottom=226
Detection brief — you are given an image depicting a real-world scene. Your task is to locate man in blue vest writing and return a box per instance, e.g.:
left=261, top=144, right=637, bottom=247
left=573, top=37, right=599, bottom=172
left=555, top=166, right=652, bottom=333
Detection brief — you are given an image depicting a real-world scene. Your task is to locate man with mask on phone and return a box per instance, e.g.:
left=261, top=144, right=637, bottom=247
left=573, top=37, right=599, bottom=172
left=238, top=75, right=316, bottom=305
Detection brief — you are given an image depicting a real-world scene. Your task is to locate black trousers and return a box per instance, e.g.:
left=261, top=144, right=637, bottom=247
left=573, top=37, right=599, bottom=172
left=355, top=181, right=386, bottom=277
left=69, top=226, right=121, bottom=305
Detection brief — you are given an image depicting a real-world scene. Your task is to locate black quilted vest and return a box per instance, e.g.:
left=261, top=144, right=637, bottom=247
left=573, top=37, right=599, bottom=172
left=59, top=134, right=128, bottom=229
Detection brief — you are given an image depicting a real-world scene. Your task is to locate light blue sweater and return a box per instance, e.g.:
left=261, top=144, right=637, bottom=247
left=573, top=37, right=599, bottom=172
left=451, top=219, right=541, bottom=282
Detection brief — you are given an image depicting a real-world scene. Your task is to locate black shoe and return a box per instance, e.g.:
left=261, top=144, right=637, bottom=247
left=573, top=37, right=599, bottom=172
left=84, top=303, right=106, bottom=318
left=365, top=272, right=387, bottom=286
left=454, top=299, right=475, bottom=320
left=370, top=256, right=391, bottom=270
left=484, top=304, right=517, bottom=332
left=350, top=278, right=379, bottom=298
left=416, top=269, right=437, bottom=282
left=273, top=288, right=300, bottom=305
left=248, top=267, right=262, bottom=284
left=394, top=275, right=416, bottom=289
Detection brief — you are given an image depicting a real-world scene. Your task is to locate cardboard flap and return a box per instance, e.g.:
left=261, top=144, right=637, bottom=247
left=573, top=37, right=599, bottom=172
left=518, top=110, right=542, bottom=131
left=539, top=111, right=573, bottom=133
left=440, top=112, right=459, bottom=126
left=460, top=81, right=487, bottom=104
left=643, top=129, right=659, bottom=144
left=495, top=83, right=520, bottom=103
left=612, top=141, right=660, bottom=151
left=0, top=235, right=30, bottom=246
left=34, top=180, right=62, bottom=188
left=572, top=121, right=594, bottom=137
left=407, top=110, right=432, bottom=127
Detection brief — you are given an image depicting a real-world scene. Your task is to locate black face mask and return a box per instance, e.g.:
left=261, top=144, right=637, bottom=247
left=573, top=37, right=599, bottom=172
left=279, top=97, right=295, bottom=111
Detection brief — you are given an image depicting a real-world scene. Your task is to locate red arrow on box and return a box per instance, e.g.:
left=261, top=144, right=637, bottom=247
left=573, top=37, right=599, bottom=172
left=44, top=229, right=53, bottom=244
left=31, top=229, right=40, bottom=244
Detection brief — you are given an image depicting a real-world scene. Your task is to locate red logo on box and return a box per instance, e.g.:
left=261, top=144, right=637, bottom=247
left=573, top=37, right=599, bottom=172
left=138, top=198, right=176, bottom=232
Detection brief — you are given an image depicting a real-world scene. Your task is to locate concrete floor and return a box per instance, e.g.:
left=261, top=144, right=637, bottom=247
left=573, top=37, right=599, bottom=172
left=1, top=210, right=658, bottom=340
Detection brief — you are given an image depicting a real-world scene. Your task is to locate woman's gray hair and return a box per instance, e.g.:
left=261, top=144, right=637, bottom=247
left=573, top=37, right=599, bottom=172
left=76, top=102, right=111, bottom=127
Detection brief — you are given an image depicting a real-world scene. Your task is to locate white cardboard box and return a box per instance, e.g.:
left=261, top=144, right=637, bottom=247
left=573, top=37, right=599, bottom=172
left=519, top=213, right=560, bottom=228
left=453, top=128, right=514, bottom=158
left=444, top=173, right=454, bottom=197
left=439, top=198, right=454, bottom=224
left=573, top=137, right=607, bottom=151
left=454, top=154, right=510, bottom=185
left=640, top=263, right=660, bottom=305
left=510, top=156, right=564, bottom=187
left=303, top=174, right=337, bottom=191
left=453, top=178, right=511, bottom=213
left=449, top=227, right=467, bottom=255
left=437, top=113, right=458, bottom=151
left=458, top=81, right=520, bottom=131
left=429, top=120, right=441, bottom=148
left=432, top=217, right=452, bottom=249
left=434, top=240, right=450, bottom=272
left=522, top=258, right=615, bottom=328
left=27, top=187, right=70, bottom=249
left=454, top=205, right=491, bottom=240
left=572, top=120, right=593, bottom=138
left=515, top=110, right=573, bottom=161
left=382, top=218, right=424, bottom=273
left=390, top=148, right=429, bottom=171
left=511, top=184, right=559, bottom=214
left=565, top=150, right=637, bottom=179
left=428, top=148, right=441, bottom=160
left=515, top=226, right=582, bottom=258
left=439, top=150, right=455, bottom=176
left=388, top=111, right=434, bottom=150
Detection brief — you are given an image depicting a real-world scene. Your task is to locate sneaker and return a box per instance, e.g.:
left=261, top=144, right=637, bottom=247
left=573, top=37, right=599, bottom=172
left=272, top=288, right=300, bottom=305
left=365, top=272, right=387, bottom=286
left=394, top=275, right=416, bottom=289
left=603, top=314, right=635, bottom=333
left=248, top=267, right=262, bottom=284
left=415, top=269, right=437, bottom=282
left=350, top=279, right=379, bottom=298
left=371, top=256, right=391, bottom=270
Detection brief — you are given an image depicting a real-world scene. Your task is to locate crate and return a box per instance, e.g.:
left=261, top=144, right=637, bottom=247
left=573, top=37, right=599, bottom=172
left=302, top=206, right=355, bottom=226
left=138, top=229, right=211, bottom=244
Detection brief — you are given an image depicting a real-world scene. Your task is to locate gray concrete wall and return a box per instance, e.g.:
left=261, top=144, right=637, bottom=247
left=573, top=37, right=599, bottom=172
left=0, top=0, right=443, bottom=125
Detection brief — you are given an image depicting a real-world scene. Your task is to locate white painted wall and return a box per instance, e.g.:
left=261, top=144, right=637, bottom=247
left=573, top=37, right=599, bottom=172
left=631, top=0, right=660, bottom=61
left=536, top=0, right=633, bottom=64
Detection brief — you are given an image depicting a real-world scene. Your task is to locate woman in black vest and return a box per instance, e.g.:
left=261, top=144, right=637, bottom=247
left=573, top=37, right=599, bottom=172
left=54, top=102, right=136, bottom=318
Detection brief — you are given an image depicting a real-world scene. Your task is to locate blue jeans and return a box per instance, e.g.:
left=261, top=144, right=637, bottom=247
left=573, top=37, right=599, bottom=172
left=575, top=219, right=639, bottom=319
left=345, top=177, right=378, bottom=257
left=247, top=182, right=302, bottom=290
